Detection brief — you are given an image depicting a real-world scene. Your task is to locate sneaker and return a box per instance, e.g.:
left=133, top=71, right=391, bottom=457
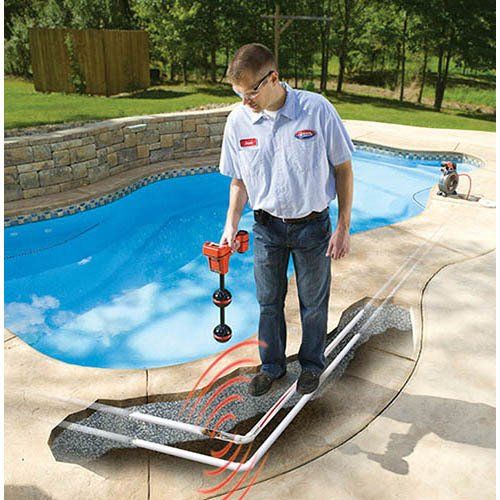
left=296, top=370, right=321, bottom=395
left=248, top=370, right=286, bottom=397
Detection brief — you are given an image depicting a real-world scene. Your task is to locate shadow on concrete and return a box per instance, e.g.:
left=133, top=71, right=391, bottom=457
left=341, top=380, right=495, bottom=475
left=5, top=484, right=53, bottom=499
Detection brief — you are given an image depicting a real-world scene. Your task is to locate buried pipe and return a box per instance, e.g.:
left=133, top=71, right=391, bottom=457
left=59, top=332, right=360, bottom=471
left=55, top=225, right=443, bottom=470
left=55, top=225, right=442, bottom=454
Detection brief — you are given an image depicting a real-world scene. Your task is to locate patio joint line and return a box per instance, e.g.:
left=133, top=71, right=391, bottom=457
left=367, top=345, right=415, bottom=362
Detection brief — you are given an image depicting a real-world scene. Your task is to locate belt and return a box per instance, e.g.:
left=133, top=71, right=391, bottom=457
left=254, top=208, right=328, bottom=224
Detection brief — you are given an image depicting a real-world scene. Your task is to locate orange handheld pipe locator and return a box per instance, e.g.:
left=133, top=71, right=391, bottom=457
left=202, top=230, right=249, bottom=343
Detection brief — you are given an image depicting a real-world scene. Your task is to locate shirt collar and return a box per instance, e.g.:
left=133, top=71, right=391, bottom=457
left=279, top=82, right=297, bottom=120
left=244, top=82, right=297, bottom=124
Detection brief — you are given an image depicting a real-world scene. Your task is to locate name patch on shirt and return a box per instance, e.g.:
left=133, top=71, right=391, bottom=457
left=294, top=129, right=316, bottom=140
left=240, top=138, right=258, bottom=148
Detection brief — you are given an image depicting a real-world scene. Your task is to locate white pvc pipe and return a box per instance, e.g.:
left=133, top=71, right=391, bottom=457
left=233, top=333, right=361, bottom=469
left=59, top=332, right=361, bottom=472
left=59, top=420, right=233, bottom=469
left=56, top=226, right=443, bottom=474
left=59, top=421, right=132, bottom=445
left=87, top=403, right=209, bottom=439
left=55, top=225, right=443, bottom=448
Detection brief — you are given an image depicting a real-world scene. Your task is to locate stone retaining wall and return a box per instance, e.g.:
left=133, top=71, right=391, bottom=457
left=4, top=108, right=233, bottom=202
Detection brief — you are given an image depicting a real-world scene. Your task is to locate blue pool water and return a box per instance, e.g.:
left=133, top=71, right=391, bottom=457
left=5, top=151, right=475, bottom=368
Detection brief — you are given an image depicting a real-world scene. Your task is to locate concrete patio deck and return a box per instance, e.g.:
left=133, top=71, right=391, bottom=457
left=4, top=120, right=496, bottom=499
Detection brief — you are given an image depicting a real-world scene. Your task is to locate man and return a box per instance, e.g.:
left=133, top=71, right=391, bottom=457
left=219, top=43, right=354, bottom=397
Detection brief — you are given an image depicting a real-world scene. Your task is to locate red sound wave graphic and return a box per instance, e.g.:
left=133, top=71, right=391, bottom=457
left=221, top=454, right=256, bottom=498
left=187, top=358, right=257, bottom=420
left=204, top=444, right=243, bottom=477
left=180, top=339, right=263, bottom=415
left=210, top=441, right=233, bottom=459
left=237, top=453, right=270, bottom=499
left=196, top=375, right=251, bottom=424
left=176, top=337, right=271, bottom=498
left=205, top=394, right=243, bottom=428
left=197, top=443, right=254, bottom=494
left=210, top=413, right=236, bottom=438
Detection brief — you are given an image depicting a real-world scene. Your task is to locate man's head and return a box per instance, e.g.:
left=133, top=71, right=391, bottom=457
left=228, top=43, right=283, bottom=113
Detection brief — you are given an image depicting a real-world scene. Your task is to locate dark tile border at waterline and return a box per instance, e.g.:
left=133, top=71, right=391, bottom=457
left=4, top=141, right=484, bottom=228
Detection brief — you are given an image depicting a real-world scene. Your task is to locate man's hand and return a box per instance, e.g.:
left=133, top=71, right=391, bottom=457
left=326, top=225, right=350, bottom=260
left=219, top=224, right=240, bottom=251
left=328, top=159, right=353, bottom=260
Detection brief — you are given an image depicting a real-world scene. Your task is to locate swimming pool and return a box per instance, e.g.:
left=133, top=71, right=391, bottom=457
left=4, top=150, right=475, bottom=368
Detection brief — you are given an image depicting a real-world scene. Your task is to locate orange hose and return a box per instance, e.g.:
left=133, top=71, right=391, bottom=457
left=458, top=173, right=472, bottom=200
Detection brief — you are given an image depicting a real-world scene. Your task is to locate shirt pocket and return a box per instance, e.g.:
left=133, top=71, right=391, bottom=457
left=238, top=147, right=263, bottom=179
left=290, top=135, right=322, bottom=172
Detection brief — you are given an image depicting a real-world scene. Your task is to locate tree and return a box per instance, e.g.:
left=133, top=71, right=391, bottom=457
left=411, top=0, right=495, bottom=111
left=319, top=0, right=333, bottom=92
left=274, top=0, right=323, bottom=87
left=133, top=0, right=200, bottom=84
left=331, top=0, right=368, bottom=93
left=5, top=0, right=136, bottom=77
left=453, top=0, right=495, bottom=74
left=133, top=0, right=273, bottom=84
left=347, top=1, right=401, bottom=87
left=398, top=9, right=408, bottom=101
left=404, top=13, right=431, bottom=103
left=5, top=0, right=46, bottom=38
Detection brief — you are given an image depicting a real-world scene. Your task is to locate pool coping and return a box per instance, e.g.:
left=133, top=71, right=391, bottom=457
left=4, top=121, right=496, bottom=499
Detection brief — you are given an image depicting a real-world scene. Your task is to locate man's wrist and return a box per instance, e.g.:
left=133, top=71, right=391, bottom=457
left=226, top=210, right=241, bottom=228
left=336, top=217, right=350, bottom=231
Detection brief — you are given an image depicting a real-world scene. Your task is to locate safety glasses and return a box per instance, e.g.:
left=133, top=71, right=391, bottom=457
left=232, top=70, right=275, bottom=100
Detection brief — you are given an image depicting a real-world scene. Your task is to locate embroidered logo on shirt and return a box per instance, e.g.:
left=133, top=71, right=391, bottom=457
left=294, top=129, right=316, bottom=140
left=240, top=138, right=258, bottom=147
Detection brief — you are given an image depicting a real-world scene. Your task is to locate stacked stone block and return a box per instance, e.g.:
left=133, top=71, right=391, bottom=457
left=4, top=109, right=231, bottom=202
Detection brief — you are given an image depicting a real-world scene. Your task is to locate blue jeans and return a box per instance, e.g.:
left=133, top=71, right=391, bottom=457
left=253, top=209, right=332, bottom=378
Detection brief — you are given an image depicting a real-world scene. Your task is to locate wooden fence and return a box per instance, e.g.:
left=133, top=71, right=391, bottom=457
left=28, top=28, right=150, bottom=96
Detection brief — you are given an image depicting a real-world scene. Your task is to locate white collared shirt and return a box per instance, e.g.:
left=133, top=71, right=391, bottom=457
left=219, top=82, right=355, bottom=218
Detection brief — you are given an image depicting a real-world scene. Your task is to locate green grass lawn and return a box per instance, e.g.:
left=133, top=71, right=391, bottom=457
left=422, top=84, right=496, bottom=109
left=328, top=91, right=495, bottom=132
left=5, top=76, right=495, bottom=132
left=5, top=78, right=239, bottom=129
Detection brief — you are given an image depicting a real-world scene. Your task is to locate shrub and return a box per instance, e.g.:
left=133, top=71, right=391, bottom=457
left=303, top=81, right=316, bottom=92
left=4, top=15, right=33, bottom=77
left=64, top=34, right=87, bottom=94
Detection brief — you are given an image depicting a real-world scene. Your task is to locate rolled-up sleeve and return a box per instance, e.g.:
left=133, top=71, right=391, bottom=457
left=219, top=116, right=242, bottom=180
left=323, top=101, right=355, bottom=168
